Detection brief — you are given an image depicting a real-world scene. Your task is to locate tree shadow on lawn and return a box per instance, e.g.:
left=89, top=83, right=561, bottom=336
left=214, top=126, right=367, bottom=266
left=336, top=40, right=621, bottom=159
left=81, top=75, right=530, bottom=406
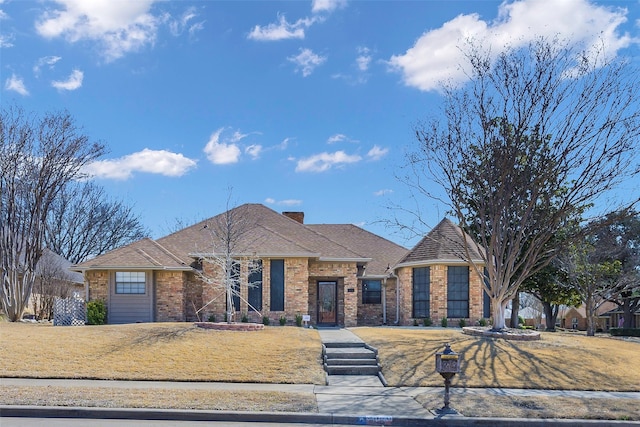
left=101, top=324, right=197, bottom=355
left=382, top=335, right=611, bottom=390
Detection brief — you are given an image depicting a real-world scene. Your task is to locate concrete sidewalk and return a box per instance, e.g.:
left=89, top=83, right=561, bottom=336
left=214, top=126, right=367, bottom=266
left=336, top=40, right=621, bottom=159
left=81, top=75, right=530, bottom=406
left=2, top=377, right=640, bottom=426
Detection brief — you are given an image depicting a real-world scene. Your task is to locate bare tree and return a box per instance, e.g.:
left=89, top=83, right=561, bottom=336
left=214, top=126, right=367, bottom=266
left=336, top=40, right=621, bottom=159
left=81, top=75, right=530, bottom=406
left=405, top=37, right=640, bottom=330
left=191, top=197, right=262, bottom=323
left=1, top=106, right=105, bottom=321
left=45, top=182, right=148, bottom=264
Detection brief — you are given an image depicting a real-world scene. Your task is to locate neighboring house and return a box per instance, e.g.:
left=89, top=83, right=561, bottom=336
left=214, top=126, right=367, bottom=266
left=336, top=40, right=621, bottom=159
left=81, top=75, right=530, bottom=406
left=601, top=305, right=639, bottom=330
left=26, top=248, right=84, bottom=319
left=71, top=204, right=489, bottom=326
left=559, top=301, right=617, bottom=331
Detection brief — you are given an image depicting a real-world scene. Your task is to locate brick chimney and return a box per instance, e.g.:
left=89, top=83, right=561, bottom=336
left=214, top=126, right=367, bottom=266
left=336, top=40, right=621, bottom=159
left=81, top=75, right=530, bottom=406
left=283, top=211, right=304, bottom=224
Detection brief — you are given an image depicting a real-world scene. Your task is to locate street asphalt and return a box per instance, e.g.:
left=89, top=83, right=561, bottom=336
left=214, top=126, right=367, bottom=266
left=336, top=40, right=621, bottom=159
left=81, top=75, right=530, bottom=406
left=1, top=328, right=639, bottom=426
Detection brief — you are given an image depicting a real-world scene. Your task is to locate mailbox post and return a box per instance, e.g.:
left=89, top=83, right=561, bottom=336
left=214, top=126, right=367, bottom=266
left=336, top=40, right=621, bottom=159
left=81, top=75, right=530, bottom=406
left=435, top=343, right=460, bottom=414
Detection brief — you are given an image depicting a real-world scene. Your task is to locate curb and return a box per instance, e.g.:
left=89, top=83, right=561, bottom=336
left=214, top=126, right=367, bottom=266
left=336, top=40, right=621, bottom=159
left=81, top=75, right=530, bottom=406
left=2, top=406, right=639, bottom=426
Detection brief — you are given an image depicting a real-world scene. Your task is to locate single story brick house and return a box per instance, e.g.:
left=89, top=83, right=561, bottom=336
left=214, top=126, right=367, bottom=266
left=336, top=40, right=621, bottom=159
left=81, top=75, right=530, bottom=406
left=72, top=203, right=488, bottom=326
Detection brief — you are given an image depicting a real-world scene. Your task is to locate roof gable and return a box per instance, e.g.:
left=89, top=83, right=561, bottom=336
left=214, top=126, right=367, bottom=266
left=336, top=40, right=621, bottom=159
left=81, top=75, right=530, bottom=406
left=398, top=218, right=484, bottom=266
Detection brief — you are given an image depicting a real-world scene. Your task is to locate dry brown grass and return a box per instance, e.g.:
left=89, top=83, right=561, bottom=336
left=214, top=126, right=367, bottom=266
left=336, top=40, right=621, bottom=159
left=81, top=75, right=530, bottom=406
left=0, top=386, right=317, bottom=412
left=352, top=327, right=640, bottom=391
left=414, top=392, right=640, bottom=421
left=0, top=322, right=325, bottom=384
left=2, top=323, right=640, bottom=420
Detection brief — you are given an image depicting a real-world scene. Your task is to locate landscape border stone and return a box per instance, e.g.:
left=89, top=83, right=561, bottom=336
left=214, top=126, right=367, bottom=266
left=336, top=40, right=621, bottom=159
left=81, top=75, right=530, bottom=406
left=194, top=322, right=264, bottom=331
left=462, top=326, right=541, bottom=341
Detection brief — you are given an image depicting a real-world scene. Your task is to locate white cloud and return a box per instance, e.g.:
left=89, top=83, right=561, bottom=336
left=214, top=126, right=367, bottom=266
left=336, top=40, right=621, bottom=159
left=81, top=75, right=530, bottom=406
left=248, top=14, right=320, bottom=41
left=277, top=137, right=291, bottom=150
left=84, top=148, right=197, bottom=180
left=295, top=150, right=361, bottom=172
left=245, top=144, right=263, bottom=159
left=356, top=46, right=372, bottom=71
left=367, top=145, right=388, bottom=161
left=35, top=0, right=159, bottom=62
left=0, top=33, right=13, bottom=48
left=327, top=134, right=347, bottom=144
left=33, top=56, right=62, bottom=76
left=203, top=128, right=242, bottom=165
left=5, top=74, right=29, bottom=96
left=389, top=0, right=635, bottom=92
left=265, top=198, right=303, bottom=206
left=51, top=69, right=83, bottom=91
left=288, top=48, right=327, bottom=77
left=167, top=6, right=204, bottom=38
left=374, top=189, right=393, bottom=197
left=311, top=0, right=347, bottom=14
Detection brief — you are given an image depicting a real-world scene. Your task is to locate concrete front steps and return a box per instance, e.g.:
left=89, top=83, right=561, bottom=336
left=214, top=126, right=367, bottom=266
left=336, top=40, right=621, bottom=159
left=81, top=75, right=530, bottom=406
left=322, top=341, right=386, bottom=385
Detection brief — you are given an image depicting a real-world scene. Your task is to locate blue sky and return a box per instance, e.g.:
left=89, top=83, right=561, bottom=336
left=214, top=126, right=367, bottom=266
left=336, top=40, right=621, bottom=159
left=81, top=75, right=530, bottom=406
left=1, top=0, right=639, bottom=247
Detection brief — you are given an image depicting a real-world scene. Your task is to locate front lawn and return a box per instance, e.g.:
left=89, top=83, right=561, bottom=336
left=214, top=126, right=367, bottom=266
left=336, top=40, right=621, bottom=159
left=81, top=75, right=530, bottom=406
left=0, top=322, right=326, bottom=384
left=352, top=327, right=640, bottom=391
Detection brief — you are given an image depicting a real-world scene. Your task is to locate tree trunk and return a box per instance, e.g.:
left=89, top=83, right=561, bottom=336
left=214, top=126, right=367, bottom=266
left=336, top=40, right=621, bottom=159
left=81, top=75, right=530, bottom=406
left=585, top=297, right=596, bottom=336
left=491, top=298, right=509, bottom=330
left=510, top=292, right=520, bottom=328
left=542, top=302, right=557, bottom=331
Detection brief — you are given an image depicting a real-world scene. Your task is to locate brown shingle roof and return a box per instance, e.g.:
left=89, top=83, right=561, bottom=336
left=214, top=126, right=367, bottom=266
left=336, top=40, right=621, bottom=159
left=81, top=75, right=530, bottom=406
left=158, top=203, right=367, bottom=261
left=76, top=204, right=375, bottom=271
left=397, top=218, right=484, bottom=266
left=307, top=224, right=407, bottom=276
left=73, top=238, right=189, bottom=271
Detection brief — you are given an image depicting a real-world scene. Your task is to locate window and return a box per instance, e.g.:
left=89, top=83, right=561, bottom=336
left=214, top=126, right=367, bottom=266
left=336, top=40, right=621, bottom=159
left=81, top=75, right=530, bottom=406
left=227, top=261, right=240, bottom=312
left=412, top=267, right=430, bottom=318
left=362, top=280, right=382, bottom=304
left=270, top=259, right=285, bottom=311
left=115, top=272, right=146, bottom=294
left=248, top=260, right=263, bottom=311
left=447, top=266, right=469, bottom=318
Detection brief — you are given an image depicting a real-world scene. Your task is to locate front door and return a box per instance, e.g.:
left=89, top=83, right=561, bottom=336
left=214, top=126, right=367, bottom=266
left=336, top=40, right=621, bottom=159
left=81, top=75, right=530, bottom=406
left=318, top=281, right=337, bottom=325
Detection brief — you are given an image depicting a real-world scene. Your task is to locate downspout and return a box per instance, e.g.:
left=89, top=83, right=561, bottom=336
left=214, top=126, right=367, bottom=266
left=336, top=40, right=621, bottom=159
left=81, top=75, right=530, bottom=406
left=382, top=278, right=387, bottom=325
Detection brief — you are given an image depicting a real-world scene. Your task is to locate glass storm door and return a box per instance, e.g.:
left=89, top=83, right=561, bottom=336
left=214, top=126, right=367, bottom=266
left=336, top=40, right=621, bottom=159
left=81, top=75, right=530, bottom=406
left=318, top=281, right=337, bottom=325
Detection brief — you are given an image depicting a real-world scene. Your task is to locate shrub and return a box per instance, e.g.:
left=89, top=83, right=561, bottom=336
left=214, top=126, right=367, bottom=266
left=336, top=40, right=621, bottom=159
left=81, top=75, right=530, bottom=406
left=262, top=316, right=270, bottom=326
left=441, top=317, right=448, bottom=328
left=241, top=313, right=248, bottom=323
left=413, top=319, right=418, bottom=326
left=478, top=318, right=487, bottom=327
left=279, top=316, right=287, bottom=326
left=208, top=314, right=216, bottom=322
left=295, top=313, right=303, bottom=327
left=610, top=328, right=640, bottom=337
left=423, top=317, right=432, bottom=327
left=518, top=315, right=525, bottom=326
left=86, top=300, right=107, bottom=325
left=458, top=318, right=466, bottom=328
